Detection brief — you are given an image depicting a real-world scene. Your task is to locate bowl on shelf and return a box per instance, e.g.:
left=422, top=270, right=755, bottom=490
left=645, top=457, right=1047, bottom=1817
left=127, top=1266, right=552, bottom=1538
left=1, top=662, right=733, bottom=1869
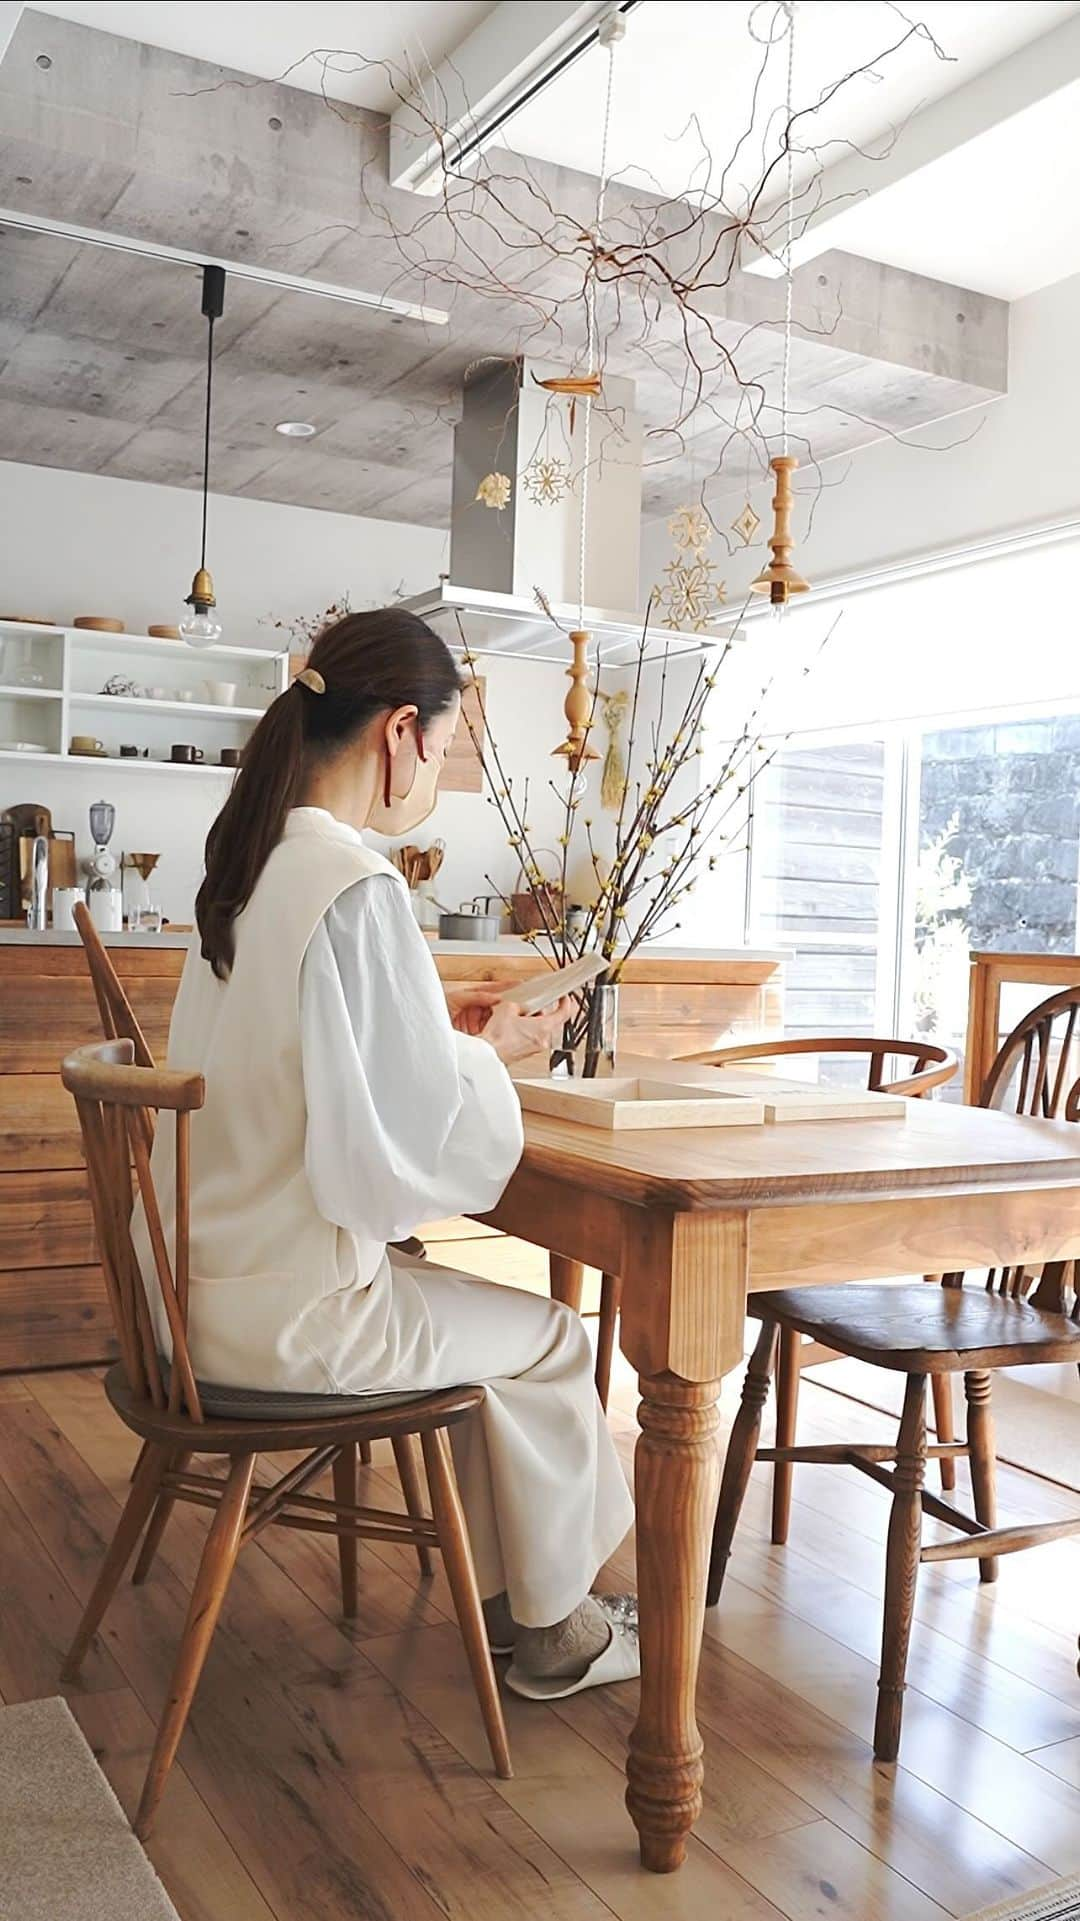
left=0, top=614, right=56, bottom=627
left=0, top=740, right=49, bottom=754
left=203, top=680, right=239, bottom=707
left=73, top=616, right=125, bottom=633
left=147, top=624, right=181, bottom=640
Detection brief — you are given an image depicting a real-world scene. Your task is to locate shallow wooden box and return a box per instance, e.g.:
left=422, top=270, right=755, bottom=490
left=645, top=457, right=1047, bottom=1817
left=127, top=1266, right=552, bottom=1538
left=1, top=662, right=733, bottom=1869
left=515, top=1075, right=766, bottom=1131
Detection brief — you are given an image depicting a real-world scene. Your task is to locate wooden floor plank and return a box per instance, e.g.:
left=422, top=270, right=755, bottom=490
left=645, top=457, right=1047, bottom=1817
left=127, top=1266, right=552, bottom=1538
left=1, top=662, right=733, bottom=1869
left=3, top=1331, right=1078, bottom=1921
left=694, top=1639, right=1052, bottom=1917
left=0, top=1464, right=124, bottom=1702
left=1031, top=1737, right=1080, bottom=1790
left=362, top=1620, right=786, bottom=1921
left=720, top=1817, right=950, bottom=1921
left=69, top=1688, right=280, bottom=1921
left=700, top=1568, right=1080, bottom=1876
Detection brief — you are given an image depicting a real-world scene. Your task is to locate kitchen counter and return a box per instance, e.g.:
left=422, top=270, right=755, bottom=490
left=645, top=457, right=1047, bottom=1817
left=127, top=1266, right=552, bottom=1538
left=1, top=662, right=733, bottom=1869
left=427, top=937, right=786, bottom=966
left=0, top=936, right=785, bottom=1371
left=0, top=926, right=191, bottom=947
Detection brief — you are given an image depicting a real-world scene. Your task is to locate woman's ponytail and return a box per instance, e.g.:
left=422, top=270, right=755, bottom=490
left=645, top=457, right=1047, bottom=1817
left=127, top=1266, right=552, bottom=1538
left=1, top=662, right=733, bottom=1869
left=195, top=607, right=460, bottom=979
left=195, top=682, right=307, bottom=979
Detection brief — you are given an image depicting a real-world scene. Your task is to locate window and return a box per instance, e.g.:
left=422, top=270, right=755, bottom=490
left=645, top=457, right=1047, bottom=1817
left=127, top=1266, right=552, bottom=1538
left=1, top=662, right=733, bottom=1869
left=748, top=738, right=905, bottom=1084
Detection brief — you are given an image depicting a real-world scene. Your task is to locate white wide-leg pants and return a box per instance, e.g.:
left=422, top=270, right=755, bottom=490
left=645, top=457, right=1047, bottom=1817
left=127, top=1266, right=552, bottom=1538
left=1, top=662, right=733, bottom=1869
left=311, top=1254, right=635, bottom=1628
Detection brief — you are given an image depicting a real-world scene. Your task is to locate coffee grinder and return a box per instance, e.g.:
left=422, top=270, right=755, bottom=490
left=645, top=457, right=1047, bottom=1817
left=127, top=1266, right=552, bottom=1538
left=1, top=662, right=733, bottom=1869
left=86, top=800, right=122, bottom=932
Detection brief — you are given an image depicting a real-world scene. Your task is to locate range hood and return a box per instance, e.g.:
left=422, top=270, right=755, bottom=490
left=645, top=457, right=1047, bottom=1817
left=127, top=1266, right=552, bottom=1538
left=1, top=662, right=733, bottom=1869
left=403, top=357, right=727, bottom=664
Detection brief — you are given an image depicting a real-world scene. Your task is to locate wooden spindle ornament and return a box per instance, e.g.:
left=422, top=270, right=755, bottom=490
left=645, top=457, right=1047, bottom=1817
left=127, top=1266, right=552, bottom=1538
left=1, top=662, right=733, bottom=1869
left=750, top=455, right=809, bottom=607
left=552, top=629, right=600, bottom=773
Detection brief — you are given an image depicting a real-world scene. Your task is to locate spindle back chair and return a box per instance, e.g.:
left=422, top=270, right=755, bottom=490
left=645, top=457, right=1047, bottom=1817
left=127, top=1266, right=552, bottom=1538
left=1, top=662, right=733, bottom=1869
left=60, top=1040, right=510, bottom=1837
left=686, top=1035, right=960, bottom=1528
left=707, top=990, right=1080, bottom=1763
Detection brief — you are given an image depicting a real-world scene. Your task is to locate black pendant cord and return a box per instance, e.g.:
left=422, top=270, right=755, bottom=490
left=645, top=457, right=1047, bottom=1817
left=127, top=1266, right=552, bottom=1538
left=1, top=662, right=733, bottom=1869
left=199, top=310, right=214, bottom=573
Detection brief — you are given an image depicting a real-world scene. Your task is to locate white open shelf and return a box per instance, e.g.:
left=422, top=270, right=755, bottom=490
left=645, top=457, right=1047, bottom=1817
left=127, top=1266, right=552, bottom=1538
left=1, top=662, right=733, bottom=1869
left=72, top=692, right=268, bottom=721
left=0, top=622, right=287, bottom=771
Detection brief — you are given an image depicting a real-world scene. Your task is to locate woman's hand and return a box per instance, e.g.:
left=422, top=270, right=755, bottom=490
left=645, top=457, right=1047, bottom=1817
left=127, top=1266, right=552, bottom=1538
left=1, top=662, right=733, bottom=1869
left=444, top=984, right=507, bottom=1037
left=479, top=996, right=573, bottom=1066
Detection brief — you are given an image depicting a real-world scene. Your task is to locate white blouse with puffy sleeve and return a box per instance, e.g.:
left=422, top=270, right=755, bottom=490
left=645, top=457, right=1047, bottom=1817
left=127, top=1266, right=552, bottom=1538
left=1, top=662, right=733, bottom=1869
left=297, top=874, right=524, bottom=1243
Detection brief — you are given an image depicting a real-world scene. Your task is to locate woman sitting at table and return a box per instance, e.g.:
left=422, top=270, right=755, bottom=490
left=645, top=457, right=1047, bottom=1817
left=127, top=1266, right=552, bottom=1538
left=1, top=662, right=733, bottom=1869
left=138, top=608, right=636, bottom=1698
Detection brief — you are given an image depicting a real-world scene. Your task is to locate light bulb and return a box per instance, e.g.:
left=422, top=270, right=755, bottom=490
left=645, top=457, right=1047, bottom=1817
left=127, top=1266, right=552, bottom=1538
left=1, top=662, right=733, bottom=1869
left=179, top=607, right=223, bottom=647
left=556, top=768, right=589, bottom=807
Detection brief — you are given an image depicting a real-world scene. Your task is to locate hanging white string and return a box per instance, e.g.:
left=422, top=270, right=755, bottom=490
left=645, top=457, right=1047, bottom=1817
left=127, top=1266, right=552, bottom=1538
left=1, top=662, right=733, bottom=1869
left=578, top=9, right=621, bottom=628
left=780, top=1, right=796, bottom=459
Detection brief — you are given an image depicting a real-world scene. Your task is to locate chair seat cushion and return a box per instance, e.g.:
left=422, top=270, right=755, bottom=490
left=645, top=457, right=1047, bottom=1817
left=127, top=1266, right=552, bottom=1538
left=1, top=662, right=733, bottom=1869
left=192, top=1379, right=424, bottom=1421
left=104, top=1363, right=484, bottom=1452
left=747, top=1282, right=1080, bottom=1373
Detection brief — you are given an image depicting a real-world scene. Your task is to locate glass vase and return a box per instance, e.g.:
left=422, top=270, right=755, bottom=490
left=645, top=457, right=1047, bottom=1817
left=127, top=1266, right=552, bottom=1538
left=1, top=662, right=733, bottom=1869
left=550, top=981, right=619, bottom=1080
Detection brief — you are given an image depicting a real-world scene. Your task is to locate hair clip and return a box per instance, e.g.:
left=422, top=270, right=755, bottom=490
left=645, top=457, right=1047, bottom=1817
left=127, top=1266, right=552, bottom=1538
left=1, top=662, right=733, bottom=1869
left=294, top=667, right=326, bottom=695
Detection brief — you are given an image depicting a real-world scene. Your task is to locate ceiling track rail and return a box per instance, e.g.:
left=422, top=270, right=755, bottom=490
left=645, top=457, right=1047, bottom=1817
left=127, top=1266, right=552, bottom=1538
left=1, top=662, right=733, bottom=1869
left=0, top=206, right=448, bottom=325
left=444, top=0, right=641, bottom=173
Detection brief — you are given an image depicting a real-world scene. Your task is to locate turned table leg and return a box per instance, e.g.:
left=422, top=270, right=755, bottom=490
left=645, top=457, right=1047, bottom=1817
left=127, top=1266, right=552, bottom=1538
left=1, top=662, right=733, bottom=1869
left=627, top=1371, right=722, bottom=1872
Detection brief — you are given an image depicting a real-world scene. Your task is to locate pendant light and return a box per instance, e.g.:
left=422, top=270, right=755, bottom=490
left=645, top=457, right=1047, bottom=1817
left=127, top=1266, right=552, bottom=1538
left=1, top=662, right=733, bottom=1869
left=179, top=264, right=225, bottom=646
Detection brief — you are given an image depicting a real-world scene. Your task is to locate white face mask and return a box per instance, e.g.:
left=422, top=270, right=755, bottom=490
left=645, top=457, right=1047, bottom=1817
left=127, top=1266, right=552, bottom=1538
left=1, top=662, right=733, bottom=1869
left=368, top=730, right=441, bottom=837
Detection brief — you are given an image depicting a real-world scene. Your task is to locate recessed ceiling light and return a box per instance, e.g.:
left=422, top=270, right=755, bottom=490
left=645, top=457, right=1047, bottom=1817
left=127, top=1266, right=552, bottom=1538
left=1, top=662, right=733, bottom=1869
left=275, top=420, right=317, bottom=438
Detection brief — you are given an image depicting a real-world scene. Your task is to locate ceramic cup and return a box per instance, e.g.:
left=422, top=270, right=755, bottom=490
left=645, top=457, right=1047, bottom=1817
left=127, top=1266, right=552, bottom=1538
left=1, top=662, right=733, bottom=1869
left=70, top=734, right=105, bottom=755
left=219, top=746, right=242, bottom=767
left=119, top=743, right=139, bottom=757
left=170, top=743, right=204, bottom=764
left=203, top=680, right=238, bottom=707
left=51, top=887, right=86, bottom=930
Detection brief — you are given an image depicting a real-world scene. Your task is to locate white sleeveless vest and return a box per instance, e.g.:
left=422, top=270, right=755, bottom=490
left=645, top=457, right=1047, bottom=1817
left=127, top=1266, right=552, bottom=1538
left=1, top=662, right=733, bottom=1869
left=139, top=808, right=401, bottom=1390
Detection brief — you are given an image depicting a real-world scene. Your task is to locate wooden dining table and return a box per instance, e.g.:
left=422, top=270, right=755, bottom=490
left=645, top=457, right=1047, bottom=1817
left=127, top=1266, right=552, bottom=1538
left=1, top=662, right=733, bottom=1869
left=477, top=1058, right=1080, bottom=1874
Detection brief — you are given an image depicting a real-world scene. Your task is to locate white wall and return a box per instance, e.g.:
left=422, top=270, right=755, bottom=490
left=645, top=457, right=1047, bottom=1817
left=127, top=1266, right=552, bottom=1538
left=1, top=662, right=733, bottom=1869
left=0, top=461, right=602, bottom=920
left=641, top=267, right=1080, bottom=604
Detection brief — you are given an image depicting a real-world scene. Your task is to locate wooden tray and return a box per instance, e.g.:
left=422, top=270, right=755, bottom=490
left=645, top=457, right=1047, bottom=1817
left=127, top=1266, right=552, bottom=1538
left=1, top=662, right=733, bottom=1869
left=706, top=1069, right=907, bottom=1123
left=516, top=1075, right=765, bottom=1131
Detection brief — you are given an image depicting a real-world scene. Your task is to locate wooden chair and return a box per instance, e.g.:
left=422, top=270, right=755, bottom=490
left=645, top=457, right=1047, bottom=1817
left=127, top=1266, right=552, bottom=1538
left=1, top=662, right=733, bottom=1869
left=707, top=989, right=1080, bottom=1762
left=690, top=1037, right=959, bottom=1533
left=59, top=1039, right=511, bottom=1837
left=74, top=901, right=156, bottom=1067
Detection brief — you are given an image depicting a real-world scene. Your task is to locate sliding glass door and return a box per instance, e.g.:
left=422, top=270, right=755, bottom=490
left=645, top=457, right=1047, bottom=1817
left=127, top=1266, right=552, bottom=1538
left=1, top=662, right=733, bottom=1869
left=747, top=713, right=1080, bottom=1092
left=747, top=736, right=906, bottom=1082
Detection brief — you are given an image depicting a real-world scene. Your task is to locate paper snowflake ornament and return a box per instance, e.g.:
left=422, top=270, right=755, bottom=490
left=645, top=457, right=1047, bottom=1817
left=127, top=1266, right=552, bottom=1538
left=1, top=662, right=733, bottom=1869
left=657, top=553, right=726, bottom=632
left=667, top=503, right=713, bottom=552
left=731, top=500, right=761, bottom=547
left=521, top=455, right=571, bottom=506
left=475, top=471, right=511, bottom=511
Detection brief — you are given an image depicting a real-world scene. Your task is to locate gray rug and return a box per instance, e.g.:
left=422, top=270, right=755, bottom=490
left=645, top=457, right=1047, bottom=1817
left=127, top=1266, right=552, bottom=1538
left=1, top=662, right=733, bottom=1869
left=966, top=1876, right=1080, bottom=1919
left=0, top=1696, right=179, bottom=1921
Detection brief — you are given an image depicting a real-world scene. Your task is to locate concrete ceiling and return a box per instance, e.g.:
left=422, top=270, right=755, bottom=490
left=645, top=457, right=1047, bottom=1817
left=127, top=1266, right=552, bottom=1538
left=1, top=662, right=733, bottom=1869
left=0, top=5, right=1010, bottom=532
left=32, top=0, right=498, bottom=108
